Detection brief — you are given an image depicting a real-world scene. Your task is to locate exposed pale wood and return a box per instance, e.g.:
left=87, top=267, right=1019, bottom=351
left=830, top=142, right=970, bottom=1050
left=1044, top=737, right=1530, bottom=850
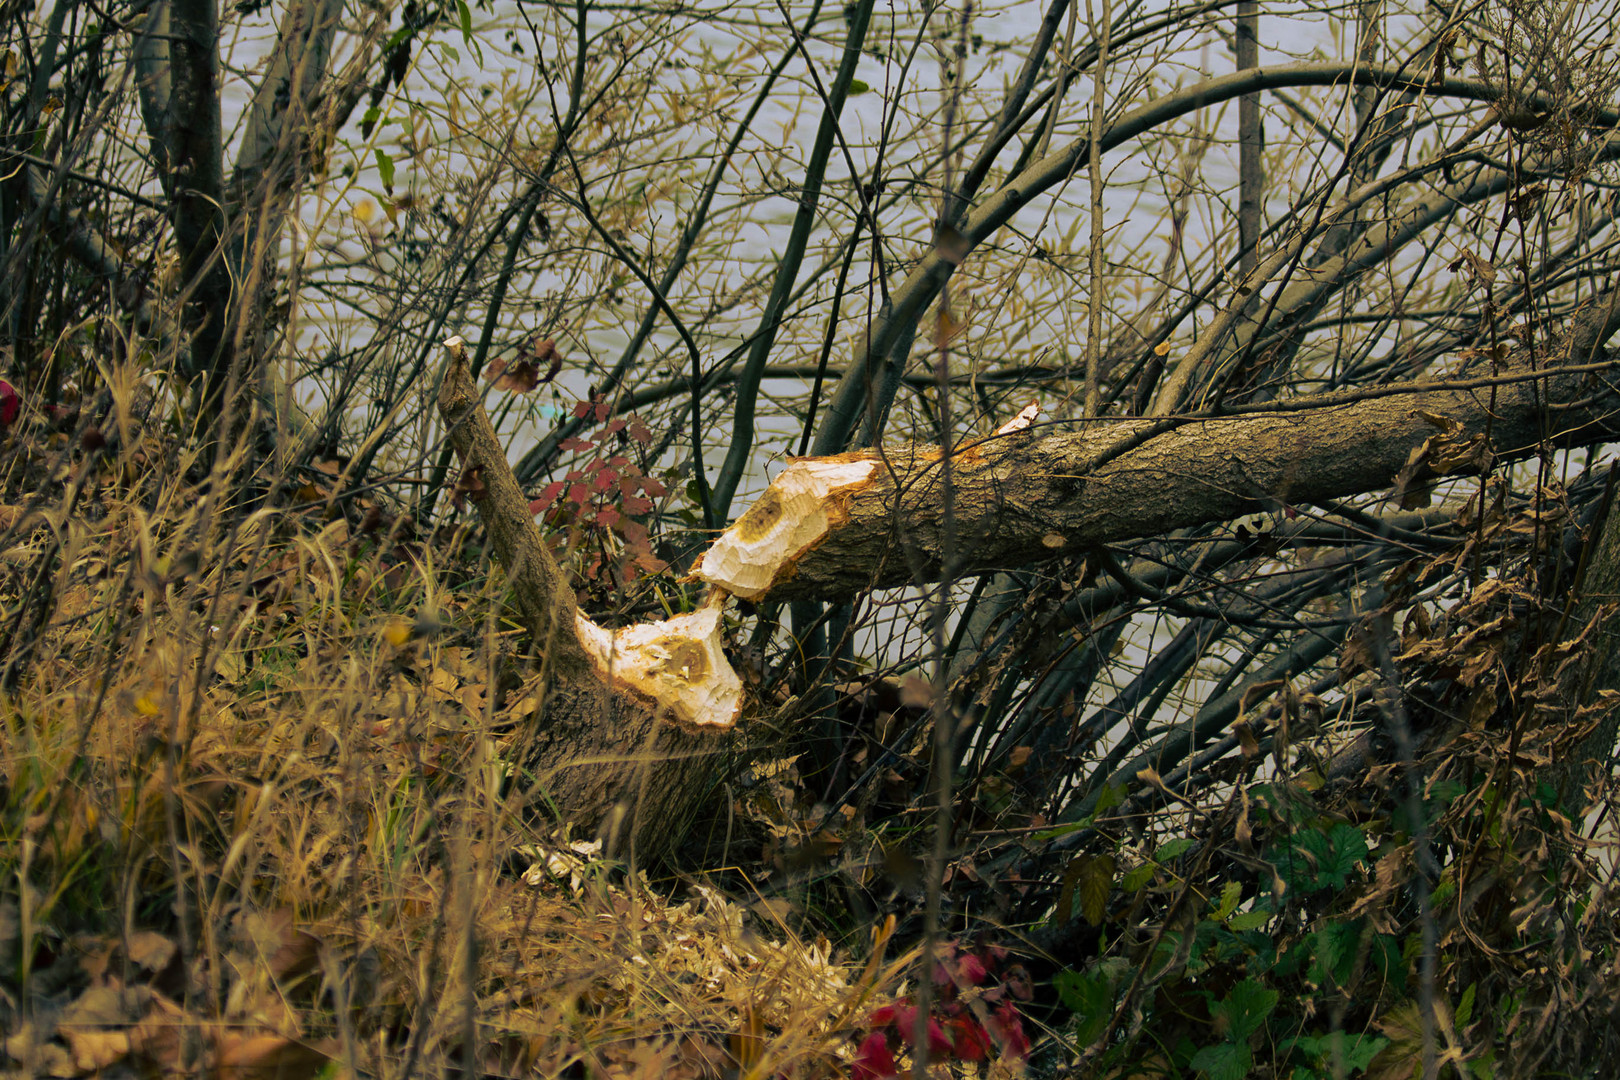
left=575, top=592, right=744, bottom=730
left=436, top=339, right=737, bottom=857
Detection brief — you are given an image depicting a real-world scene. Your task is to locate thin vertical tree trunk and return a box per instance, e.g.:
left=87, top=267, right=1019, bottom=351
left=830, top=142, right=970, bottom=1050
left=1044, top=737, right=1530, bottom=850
left=1236, top=1, right=1263, bottom=288
left=166, top=0, right=232, bottom=405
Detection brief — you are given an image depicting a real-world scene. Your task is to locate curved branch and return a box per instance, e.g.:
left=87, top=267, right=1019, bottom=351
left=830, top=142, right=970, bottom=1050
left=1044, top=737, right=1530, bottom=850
left=820, top=60, right=1613, bottom=441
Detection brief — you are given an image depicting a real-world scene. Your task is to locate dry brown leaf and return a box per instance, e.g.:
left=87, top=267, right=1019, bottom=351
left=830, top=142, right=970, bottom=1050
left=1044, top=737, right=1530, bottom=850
left=213, top=1032, right=336, bottom=1080
left=60, top=1027, right=131, bottom=1073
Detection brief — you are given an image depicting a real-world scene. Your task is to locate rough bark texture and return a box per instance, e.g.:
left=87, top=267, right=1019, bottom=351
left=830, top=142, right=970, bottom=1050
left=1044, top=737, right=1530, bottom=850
left=436, top=343, right=734, bottom=858
left=433, top=293, right=1620, bottom=852
left=738, top=342, right=1620, bottom=604
left=1558, top=466, right=1620, bottom=808
left=166, top=0, right=233, bottom=395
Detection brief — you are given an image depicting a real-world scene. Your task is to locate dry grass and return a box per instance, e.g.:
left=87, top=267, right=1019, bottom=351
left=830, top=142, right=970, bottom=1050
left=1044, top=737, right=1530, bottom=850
left=0, top=427, right=913, bottom=1079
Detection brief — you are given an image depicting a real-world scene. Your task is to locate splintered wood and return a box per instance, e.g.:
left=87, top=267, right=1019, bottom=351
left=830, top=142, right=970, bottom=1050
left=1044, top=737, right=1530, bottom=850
left=696, top=458, right=877, bottom=600
left=575, top=593, right=743, bottom=729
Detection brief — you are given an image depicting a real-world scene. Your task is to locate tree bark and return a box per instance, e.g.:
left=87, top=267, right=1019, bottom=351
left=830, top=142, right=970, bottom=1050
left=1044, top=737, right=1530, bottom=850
left=439, top=294, right=1620, bottom=855
left=435, top=342, right=740, bottom=859
left=700, top=297, right=1620, bottom=604
left=164, top=0, right=232, bottom=398
left=136, top=0, right=359, bottom=430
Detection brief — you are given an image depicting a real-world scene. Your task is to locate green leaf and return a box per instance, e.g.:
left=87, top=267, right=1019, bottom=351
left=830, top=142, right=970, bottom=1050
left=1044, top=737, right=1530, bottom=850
left=1280, top=1033, right=1323, bottom=1057
left=1428, top=777, right=1466, bottom=805
left=1122, top=863, right=1155, bottom=891
left=374, top=148, right=395, bottom=192
left=1466, top=1048, right=1497, bottom=1079
left=1227, top=909, right=1271, bottom=931
left=1371, top=932, right=1405, bottom=983
left=848, top=78, right=871, bottom=94
left=1032, top=820, right=1089, bottom=843
left=1456, top=982, right=1476, bottom=1028
left=1341, top=1034, right=1389, bottom=1071
left=450, top=0, right=483, bottom=65
left=1268, top=822, right=1369, bottom=895
left=1212, top=979, right=1278, bottom=1042
left=1075, top=853, right=1115, bottom=926
left=1306, top=918, right=1365, bottom=988
left=1211, top=880, right=1242, bottom=921
left=1318, top=824, right=1368, bottom=888
left=1282, top=1031, right=1388, bottom=1073
left=1158, top=836, right=1194, bottom=860
left=1054, top=969, right=1114, bottom=1045
left=1191, top=1041, right=1251, bottom=1080
left=1094, top=782, right=1127, bottom=814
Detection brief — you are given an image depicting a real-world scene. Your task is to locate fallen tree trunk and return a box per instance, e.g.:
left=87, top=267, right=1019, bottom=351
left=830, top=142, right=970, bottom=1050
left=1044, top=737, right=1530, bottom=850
left=438, top=296, right=1620, bottom=857
left=699, top=300, right=1620, bottom=604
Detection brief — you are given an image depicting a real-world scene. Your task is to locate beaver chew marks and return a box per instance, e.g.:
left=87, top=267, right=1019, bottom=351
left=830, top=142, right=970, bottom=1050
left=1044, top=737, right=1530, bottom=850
left=574, top=592, right=743, bottom=729
left=696, top=458, right=878, bottom=600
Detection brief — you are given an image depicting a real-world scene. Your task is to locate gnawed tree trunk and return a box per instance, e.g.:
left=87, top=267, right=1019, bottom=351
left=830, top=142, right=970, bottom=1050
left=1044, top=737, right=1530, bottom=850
left=441, top=295, right=1620, bottom=856
left=436, top=341, right=744, bottom=859
left=700, top=298, right=1620, bottom=605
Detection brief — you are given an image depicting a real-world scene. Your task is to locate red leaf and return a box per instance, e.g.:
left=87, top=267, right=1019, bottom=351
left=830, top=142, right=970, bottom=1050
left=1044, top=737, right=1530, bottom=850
left=1003, top=963, right=1034, bottom=1001
left=956, top=954, right=989, bottom=986
left=572, top=400, right=592, bottom=418
left=987, top=1003, right=1030, bottom=1059
left=596, top=507, right=620, bottom=527
left=640, top=477, right=668, bottom=498
left=0, top=379, right=18, bottom=427
left=852, top=1032, right=898, bottom=1080
left=529, top=481, right=565, bottom=514
left=567, top=484, right=590, bottom=506
left=604, top=417, right=627, bottom=434
left=560, top=438, right=592, bottom=453
left=628, top=417, right=652, bottom=444
left=874, top=1003, right=951, bottom=1055
left=623, top=496, right=653, bottom=515
left=594, top=399, right=610, bottom=422
left=593, top=470, right=617, bottom=493
left=946, top=1017, right=992, bottom=1062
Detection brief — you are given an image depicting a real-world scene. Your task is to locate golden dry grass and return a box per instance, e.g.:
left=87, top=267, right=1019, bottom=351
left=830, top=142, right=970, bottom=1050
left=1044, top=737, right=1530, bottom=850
left=0, top=434, right=916, bottom=1079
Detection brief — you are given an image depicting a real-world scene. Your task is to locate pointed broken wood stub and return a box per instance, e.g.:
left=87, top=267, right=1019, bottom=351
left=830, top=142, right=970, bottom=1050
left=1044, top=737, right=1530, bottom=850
left=695, top=457, right=879, bottom=600
left=575, top=591, right=744, bottom=729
